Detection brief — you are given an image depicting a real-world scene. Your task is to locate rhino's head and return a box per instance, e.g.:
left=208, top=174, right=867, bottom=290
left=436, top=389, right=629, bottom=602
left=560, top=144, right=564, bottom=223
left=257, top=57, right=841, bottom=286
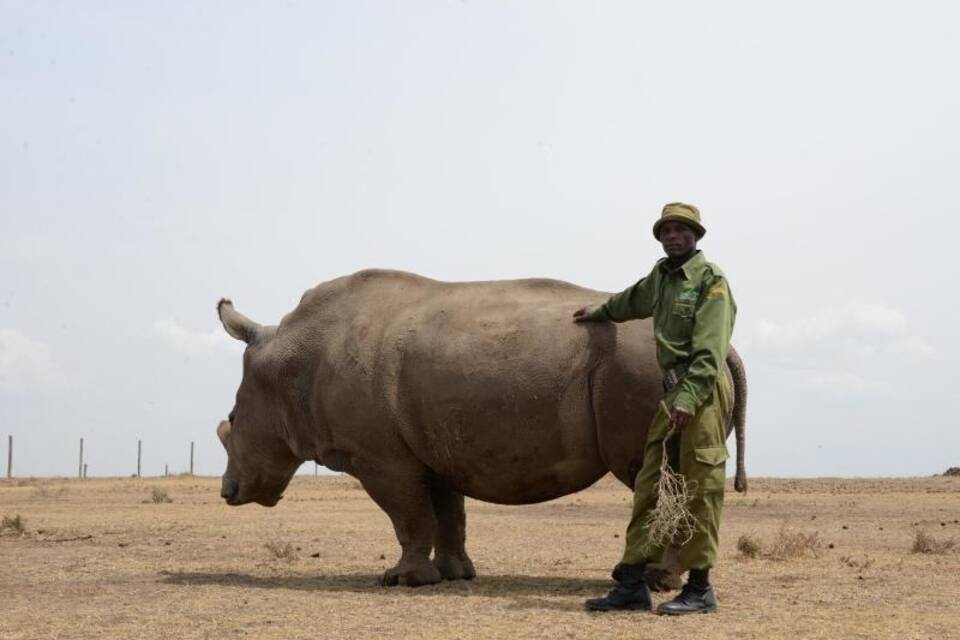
left=216, top=299, right=300, bottom=507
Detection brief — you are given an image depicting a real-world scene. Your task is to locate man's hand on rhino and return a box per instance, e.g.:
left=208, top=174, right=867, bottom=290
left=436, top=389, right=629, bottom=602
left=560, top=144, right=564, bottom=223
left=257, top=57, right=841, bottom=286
left=572, top=305, right=602, bottom=323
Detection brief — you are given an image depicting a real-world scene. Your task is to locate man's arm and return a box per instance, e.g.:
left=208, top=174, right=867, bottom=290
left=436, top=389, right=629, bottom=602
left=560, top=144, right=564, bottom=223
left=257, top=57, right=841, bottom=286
left=573, top=267, right=658, bottom=323
left=672, top=275, right=736, bottom=415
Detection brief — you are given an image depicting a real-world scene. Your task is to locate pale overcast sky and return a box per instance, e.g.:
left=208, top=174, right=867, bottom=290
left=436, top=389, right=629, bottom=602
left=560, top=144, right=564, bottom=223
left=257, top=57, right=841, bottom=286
left=1, top=1, right=957, bottom=479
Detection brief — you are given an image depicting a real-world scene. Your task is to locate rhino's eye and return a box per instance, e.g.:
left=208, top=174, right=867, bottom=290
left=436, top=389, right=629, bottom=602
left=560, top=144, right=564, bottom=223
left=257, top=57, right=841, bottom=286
left=228, top=410, right=236, bottom=423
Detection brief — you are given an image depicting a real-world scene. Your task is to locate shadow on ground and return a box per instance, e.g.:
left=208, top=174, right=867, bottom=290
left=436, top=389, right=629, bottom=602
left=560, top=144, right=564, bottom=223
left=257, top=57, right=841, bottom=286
left=159, top=570, right=610, bottom=607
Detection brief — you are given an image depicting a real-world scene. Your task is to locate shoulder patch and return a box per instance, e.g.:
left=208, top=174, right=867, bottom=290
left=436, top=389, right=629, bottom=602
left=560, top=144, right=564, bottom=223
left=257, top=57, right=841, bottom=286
left=705, top=281, right=729, bottom=300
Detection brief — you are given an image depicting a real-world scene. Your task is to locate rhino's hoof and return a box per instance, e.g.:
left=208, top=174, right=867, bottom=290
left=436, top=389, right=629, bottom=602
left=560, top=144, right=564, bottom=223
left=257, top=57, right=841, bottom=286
left=645, top=567, right=683, bottom=592
left=434, top=553, right=476, bottom=581
left=380, top=564, right=442, bottom=587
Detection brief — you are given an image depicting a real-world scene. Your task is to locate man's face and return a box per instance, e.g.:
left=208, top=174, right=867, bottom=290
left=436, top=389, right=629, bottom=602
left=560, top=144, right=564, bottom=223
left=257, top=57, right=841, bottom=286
left=659, top=220, right=698, bottom=259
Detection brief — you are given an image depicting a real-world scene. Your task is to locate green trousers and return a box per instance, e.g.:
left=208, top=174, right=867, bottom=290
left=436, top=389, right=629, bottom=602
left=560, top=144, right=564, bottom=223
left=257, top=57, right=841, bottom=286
left=621, top=374, right=731, bottom=570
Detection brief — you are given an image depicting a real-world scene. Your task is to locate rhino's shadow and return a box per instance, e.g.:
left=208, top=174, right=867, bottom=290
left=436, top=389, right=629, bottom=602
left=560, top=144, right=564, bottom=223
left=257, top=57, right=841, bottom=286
left=160, top=571, right=609, bottom=609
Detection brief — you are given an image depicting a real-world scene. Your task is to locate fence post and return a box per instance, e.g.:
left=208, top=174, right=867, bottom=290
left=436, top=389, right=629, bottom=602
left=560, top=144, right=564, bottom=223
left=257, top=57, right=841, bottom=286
left=78, top=438, right=84, bottom=480
left=190, top=441, right=194, bottom=476
left=314, top=461, right=318, bottom=477
left=6, top=435, right=11, bottom=479
left=83, top=463, right=88, bottom=479
left=164, top=464, right=168, bottom=477
left=137, top=440, right=142, bottom=478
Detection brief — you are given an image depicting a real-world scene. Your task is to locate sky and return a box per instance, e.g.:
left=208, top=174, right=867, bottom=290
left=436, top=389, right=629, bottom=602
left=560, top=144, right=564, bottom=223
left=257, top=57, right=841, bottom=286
left=1, top=1, right=958, bottom=480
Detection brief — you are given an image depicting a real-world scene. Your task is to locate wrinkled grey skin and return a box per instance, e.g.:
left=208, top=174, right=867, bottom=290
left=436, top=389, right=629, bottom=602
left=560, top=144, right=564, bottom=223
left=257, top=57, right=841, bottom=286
left=216, top=269, right=747, bottom=587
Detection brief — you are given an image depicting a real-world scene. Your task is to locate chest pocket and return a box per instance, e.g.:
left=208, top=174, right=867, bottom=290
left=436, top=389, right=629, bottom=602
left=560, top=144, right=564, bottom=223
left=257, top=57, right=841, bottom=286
left=672, top=288, right=699, bottom=319
left=666, top=288, right=698, bottom=339
left=672, top=301, right=696, bottom=319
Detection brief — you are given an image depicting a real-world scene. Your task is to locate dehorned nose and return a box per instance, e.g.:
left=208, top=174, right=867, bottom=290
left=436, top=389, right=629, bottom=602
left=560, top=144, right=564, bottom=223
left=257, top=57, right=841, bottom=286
left=221, top=477, right=239, bottom=501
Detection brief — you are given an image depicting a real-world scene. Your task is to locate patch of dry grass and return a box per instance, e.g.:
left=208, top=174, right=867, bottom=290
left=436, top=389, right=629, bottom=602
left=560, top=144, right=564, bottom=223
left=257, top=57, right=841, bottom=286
left=912, top=529, right=956, bottom=554
left=264, top=538, right=299, bottom=561
left=840, top=554, right=874, bottom=570
left=32, top=484, right=69, bottom=499
left=765, top=527, right=823, bottom=560
left=0, top=514, right=26, bottom=536
left=734, top=527, right=822, bottom=561
left=736, top=533, right=762, bottom=558
left=147, top=487, right=173, bottom=504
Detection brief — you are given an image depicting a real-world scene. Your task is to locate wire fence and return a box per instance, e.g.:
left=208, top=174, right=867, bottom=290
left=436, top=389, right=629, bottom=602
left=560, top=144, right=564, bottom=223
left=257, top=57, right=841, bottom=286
left=2, top=435, right=198, bottom=479
left=2, top=435, right=324, bottom=479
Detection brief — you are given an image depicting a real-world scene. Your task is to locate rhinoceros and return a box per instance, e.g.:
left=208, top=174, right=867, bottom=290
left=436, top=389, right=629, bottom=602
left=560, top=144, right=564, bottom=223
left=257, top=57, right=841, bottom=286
left=216, top=269, right=747, bottom=587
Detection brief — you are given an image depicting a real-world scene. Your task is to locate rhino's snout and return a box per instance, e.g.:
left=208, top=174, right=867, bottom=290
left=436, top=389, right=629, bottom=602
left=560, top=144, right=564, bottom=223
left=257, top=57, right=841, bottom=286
left=221, top=477, right=239, bottom=503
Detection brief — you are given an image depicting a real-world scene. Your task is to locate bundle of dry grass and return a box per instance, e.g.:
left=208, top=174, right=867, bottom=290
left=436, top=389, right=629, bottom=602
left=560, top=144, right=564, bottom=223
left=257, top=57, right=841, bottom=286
left=641, top=402, right=699, bottom=552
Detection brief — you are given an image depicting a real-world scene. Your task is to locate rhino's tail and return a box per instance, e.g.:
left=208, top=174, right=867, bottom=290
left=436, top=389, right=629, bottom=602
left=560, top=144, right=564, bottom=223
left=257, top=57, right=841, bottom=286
left=727, top=347, right=748, bottom=493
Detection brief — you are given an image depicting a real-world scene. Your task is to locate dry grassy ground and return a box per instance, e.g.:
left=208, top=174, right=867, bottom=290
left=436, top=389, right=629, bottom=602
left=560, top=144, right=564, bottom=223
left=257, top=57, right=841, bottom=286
left=2, top=474, right=958, bottom=640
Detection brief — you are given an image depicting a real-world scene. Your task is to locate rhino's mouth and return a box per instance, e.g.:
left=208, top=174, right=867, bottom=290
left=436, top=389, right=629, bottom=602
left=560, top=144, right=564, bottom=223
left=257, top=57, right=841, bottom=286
left=223, top=493, right=244, bottom=506
left=256, top=494, right=284, bottom=507
left=223, top=492, right=283, bottom=507
left=221, top=474, right=284, bottom=507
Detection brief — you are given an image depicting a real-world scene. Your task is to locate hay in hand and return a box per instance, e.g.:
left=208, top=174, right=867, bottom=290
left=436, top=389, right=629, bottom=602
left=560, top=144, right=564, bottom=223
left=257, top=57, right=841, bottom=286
left=641, top=402, right=698, bottom=552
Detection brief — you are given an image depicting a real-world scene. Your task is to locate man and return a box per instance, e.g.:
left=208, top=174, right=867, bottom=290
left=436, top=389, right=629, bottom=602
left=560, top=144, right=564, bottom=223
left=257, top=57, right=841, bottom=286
left=573, top=202, right=736, bottom=615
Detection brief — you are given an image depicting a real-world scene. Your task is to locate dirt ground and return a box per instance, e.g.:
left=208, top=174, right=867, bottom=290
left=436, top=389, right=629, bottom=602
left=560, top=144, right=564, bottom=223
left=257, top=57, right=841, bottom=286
left=1, top=474, right=958, bottom=640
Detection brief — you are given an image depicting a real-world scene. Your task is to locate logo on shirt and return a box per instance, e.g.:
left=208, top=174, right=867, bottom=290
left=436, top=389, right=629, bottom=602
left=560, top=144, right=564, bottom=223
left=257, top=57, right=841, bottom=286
left=677, top=290, right=698, bottom=303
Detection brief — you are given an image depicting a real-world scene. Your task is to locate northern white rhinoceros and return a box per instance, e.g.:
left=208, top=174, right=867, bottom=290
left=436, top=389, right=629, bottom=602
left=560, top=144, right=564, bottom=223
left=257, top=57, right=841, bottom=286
left=216, top=269, right=747, bottom=587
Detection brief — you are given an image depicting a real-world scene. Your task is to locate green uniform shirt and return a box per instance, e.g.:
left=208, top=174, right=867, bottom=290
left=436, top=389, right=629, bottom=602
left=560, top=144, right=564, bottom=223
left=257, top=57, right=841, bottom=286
left=589, top=251, right=736, bottom=414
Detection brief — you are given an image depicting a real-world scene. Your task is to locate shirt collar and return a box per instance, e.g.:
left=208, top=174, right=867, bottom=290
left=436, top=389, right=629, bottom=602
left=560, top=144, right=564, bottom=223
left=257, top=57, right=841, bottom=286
left=657, top=250, right=707, bottom=280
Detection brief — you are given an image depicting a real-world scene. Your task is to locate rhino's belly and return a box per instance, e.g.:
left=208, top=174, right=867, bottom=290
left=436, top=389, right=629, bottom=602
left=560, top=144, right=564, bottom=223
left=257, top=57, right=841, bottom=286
left=403, top=397, right=607, bottom=504
left=444, top=449, right=607, bottom=505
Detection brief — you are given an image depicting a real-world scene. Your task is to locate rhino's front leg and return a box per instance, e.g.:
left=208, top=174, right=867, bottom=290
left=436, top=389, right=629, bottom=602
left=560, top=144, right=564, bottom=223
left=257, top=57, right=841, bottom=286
left=430, top=480, right=476, bottom=581
left=357, top=465, right=442, bottom=587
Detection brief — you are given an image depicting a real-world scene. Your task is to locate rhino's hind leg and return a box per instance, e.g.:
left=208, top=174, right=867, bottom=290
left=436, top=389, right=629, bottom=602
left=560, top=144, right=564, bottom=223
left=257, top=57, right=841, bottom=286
left=358, top=467, right=442, bottom=587
left=430, top=480, right=476, bottom=581
left=644, top=546, right=685, bottom=592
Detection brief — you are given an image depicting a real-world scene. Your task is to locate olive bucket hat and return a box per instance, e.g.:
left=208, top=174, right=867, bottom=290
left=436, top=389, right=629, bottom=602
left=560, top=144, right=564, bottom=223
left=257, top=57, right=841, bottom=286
left=652, top=202, right=706, bottom=240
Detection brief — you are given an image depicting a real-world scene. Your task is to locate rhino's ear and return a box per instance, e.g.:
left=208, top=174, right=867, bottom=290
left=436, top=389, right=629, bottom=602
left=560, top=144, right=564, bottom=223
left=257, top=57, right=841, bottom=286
left=217, top=298, right=263, bottom=344
left=217, top=420, right=231, bottom=446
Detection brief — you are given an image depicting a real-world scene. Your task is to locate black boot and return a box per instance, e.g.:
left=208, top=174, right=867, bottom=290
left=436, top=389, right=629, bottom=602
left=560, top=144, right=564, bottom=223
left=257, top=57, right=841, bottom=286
left=655, top=583, right=718, bottom=615
left=585, top=563, right=652, bottom=612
